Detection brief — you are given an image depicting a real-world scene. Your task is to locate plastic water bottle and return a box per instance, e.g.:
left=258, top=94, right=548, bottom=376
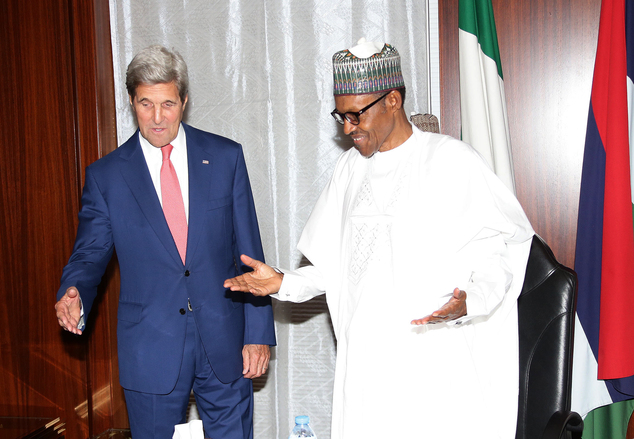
left=288, top=415, right=317, bottom=438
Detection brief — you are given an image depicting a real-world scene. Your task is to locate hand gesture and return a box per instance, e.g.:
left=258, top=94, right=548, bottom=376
left=411, top=288, right=467, bottom=326
left=55, top=286, right=83, bottom=335
left=223, top=254, right=283, bottom=296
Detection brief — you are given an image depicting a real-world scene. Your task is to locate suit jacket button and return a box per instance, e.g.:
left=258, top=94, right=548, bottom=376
left=184, top=270, right=190, bottom=277
left=179, top=308, right=186, bottom=315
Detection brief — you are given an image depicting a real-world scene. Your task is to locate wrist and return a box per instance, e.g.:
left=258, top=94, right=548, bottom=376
left=273, top=267, right=284, bottom=279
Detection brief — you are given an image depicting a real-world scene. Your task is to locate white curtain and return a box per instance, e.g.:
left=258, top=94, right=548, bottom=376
left=109, top=1, right=437, bottom=437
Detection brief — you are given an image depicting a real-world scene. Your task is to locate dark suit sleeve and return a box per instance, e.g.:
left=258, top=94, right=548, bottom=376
left=231, top=147, right=276, bottom=347
left=57, top=166, right=114, bottom=319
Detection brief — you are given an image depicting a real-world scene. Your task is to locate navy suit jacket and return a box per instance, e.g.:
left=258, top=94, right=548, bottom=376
left=58, top=124, right=276, bottom=393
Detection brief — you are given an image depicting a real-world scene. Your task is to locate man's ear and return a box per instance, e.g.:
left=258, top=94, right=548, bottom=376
left=129, top=94, right=135, bottom=110
left=182, top=94, right=188, bottom=111
left=386, top=90, right=402, bottom=112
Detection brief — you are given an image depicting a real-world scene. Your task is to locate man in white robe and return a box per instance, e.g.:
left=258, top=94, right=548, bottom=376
left=225, top=39, right=534, bottom=438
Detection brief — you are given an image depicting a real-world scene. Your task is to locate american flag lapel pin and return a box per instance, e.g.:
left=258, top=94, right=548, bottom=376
left=202, top=160, right=209, bottom=164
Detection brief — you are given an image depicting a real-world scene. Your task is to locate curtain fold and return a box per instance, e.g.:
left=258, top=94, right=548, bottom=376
left=109, top=1, right=433, bottom=437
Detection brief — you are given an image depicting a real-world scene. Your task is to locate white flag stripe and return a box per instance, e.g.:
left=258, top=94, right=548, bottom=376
left=627, top=76, right=634, bottom=204
left=459, top=29, right=516, bottom=193
left=571, top=318, right=614, bottom=417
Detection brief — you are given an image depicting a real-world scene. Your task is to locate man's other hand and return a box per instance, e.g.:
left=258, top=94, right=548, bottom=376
left=411, top=288, right=467, bottom=325
left=242, top=344, right=271, bottom=379
left=55, top=286, right=83, bottom=335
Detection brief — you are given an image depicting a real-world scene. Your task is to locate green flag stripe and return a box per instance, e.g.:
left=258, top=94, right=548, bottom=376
left=459, top=0, right=504, bottom=79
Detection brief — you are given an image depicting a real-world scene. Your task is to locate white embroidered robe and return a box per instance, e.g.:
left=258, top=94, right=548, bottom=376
left=278, top=126, right=534, bottom=438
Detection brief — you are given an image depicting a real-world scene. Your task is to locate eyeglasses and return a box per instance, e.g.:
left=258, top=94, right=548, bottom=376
left=330, top=92, right=391, bottom=125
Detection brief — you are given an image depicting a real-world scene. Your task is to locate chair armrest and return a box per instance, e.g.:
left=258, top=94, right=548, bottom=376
left=542, top=410, right=583, bottom=439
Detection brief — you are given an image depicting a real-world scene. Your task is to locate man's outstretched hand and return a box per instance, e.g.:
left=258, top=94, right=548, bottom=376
left=55, top=286, right=83, bottom=335
left=224, top=254, right=283, bottom=296
left=411, top=288, right=467, bottom=325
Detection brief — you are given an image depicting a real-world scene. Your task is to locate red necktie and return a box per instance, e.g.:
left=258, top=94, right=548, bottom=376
left=161, top=144, right=187, bottom=263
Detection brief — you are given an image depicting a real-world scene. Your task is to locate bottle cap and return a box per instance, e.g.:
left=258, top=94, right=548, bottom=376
left=295, top=415, right=309, bottom=425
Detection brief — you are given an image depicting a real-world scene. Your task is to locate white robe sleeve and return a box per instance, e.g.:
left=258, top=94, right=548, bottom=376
left=449, top=231, right=514, bottom=324
left=271, top=151, right=355, bottom=304
left=424, top=135, right=533, bottom=325
left=273, top=265, right=327, bottom=303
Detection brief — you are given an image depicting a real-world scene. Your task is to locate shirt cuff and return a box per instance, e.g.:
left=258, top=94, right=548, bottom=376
left=77, top=296, right=85, bottom=331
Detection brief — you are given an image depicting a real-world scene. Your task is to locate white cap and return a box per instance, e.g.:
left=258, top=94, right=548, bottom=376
left=348, top=37, right=385, bottom=58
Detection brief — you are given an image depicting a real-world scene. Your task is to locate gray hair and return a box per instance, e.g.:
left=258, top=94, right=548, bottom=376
left=126, top=45, right=189, bottom=103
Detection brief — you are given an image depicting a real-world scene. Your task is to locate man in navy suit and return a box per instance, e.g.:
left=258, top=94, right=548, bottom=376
left=54, top=45, right=275, bottom=439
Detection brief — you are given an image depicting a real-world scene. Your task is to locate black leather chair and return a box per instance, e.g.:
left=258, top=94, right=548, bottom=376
left=516, top=235, right=584, bottom=439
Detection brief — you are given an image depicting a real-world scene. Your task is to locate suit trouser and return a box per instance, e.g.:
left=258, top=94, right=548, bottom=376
left=124, top=309, right=254, bottom=439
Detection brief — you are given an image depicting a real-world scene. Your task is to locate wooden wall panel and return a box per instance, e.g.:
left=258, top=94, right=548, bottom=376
left=439, top=0, right=601, bottom=268
left=0, top=0, right=121, bottom=437
left=68, top=0, right=126, bottom=434
left=0, top=0, right=89, bottom=437
left=439, top=0, right=461, bottom=142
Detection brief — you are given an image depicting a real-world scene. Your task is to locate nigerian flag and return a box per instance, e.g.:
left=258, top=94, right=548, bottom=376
left=459, top=0, right=515, bottom=194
